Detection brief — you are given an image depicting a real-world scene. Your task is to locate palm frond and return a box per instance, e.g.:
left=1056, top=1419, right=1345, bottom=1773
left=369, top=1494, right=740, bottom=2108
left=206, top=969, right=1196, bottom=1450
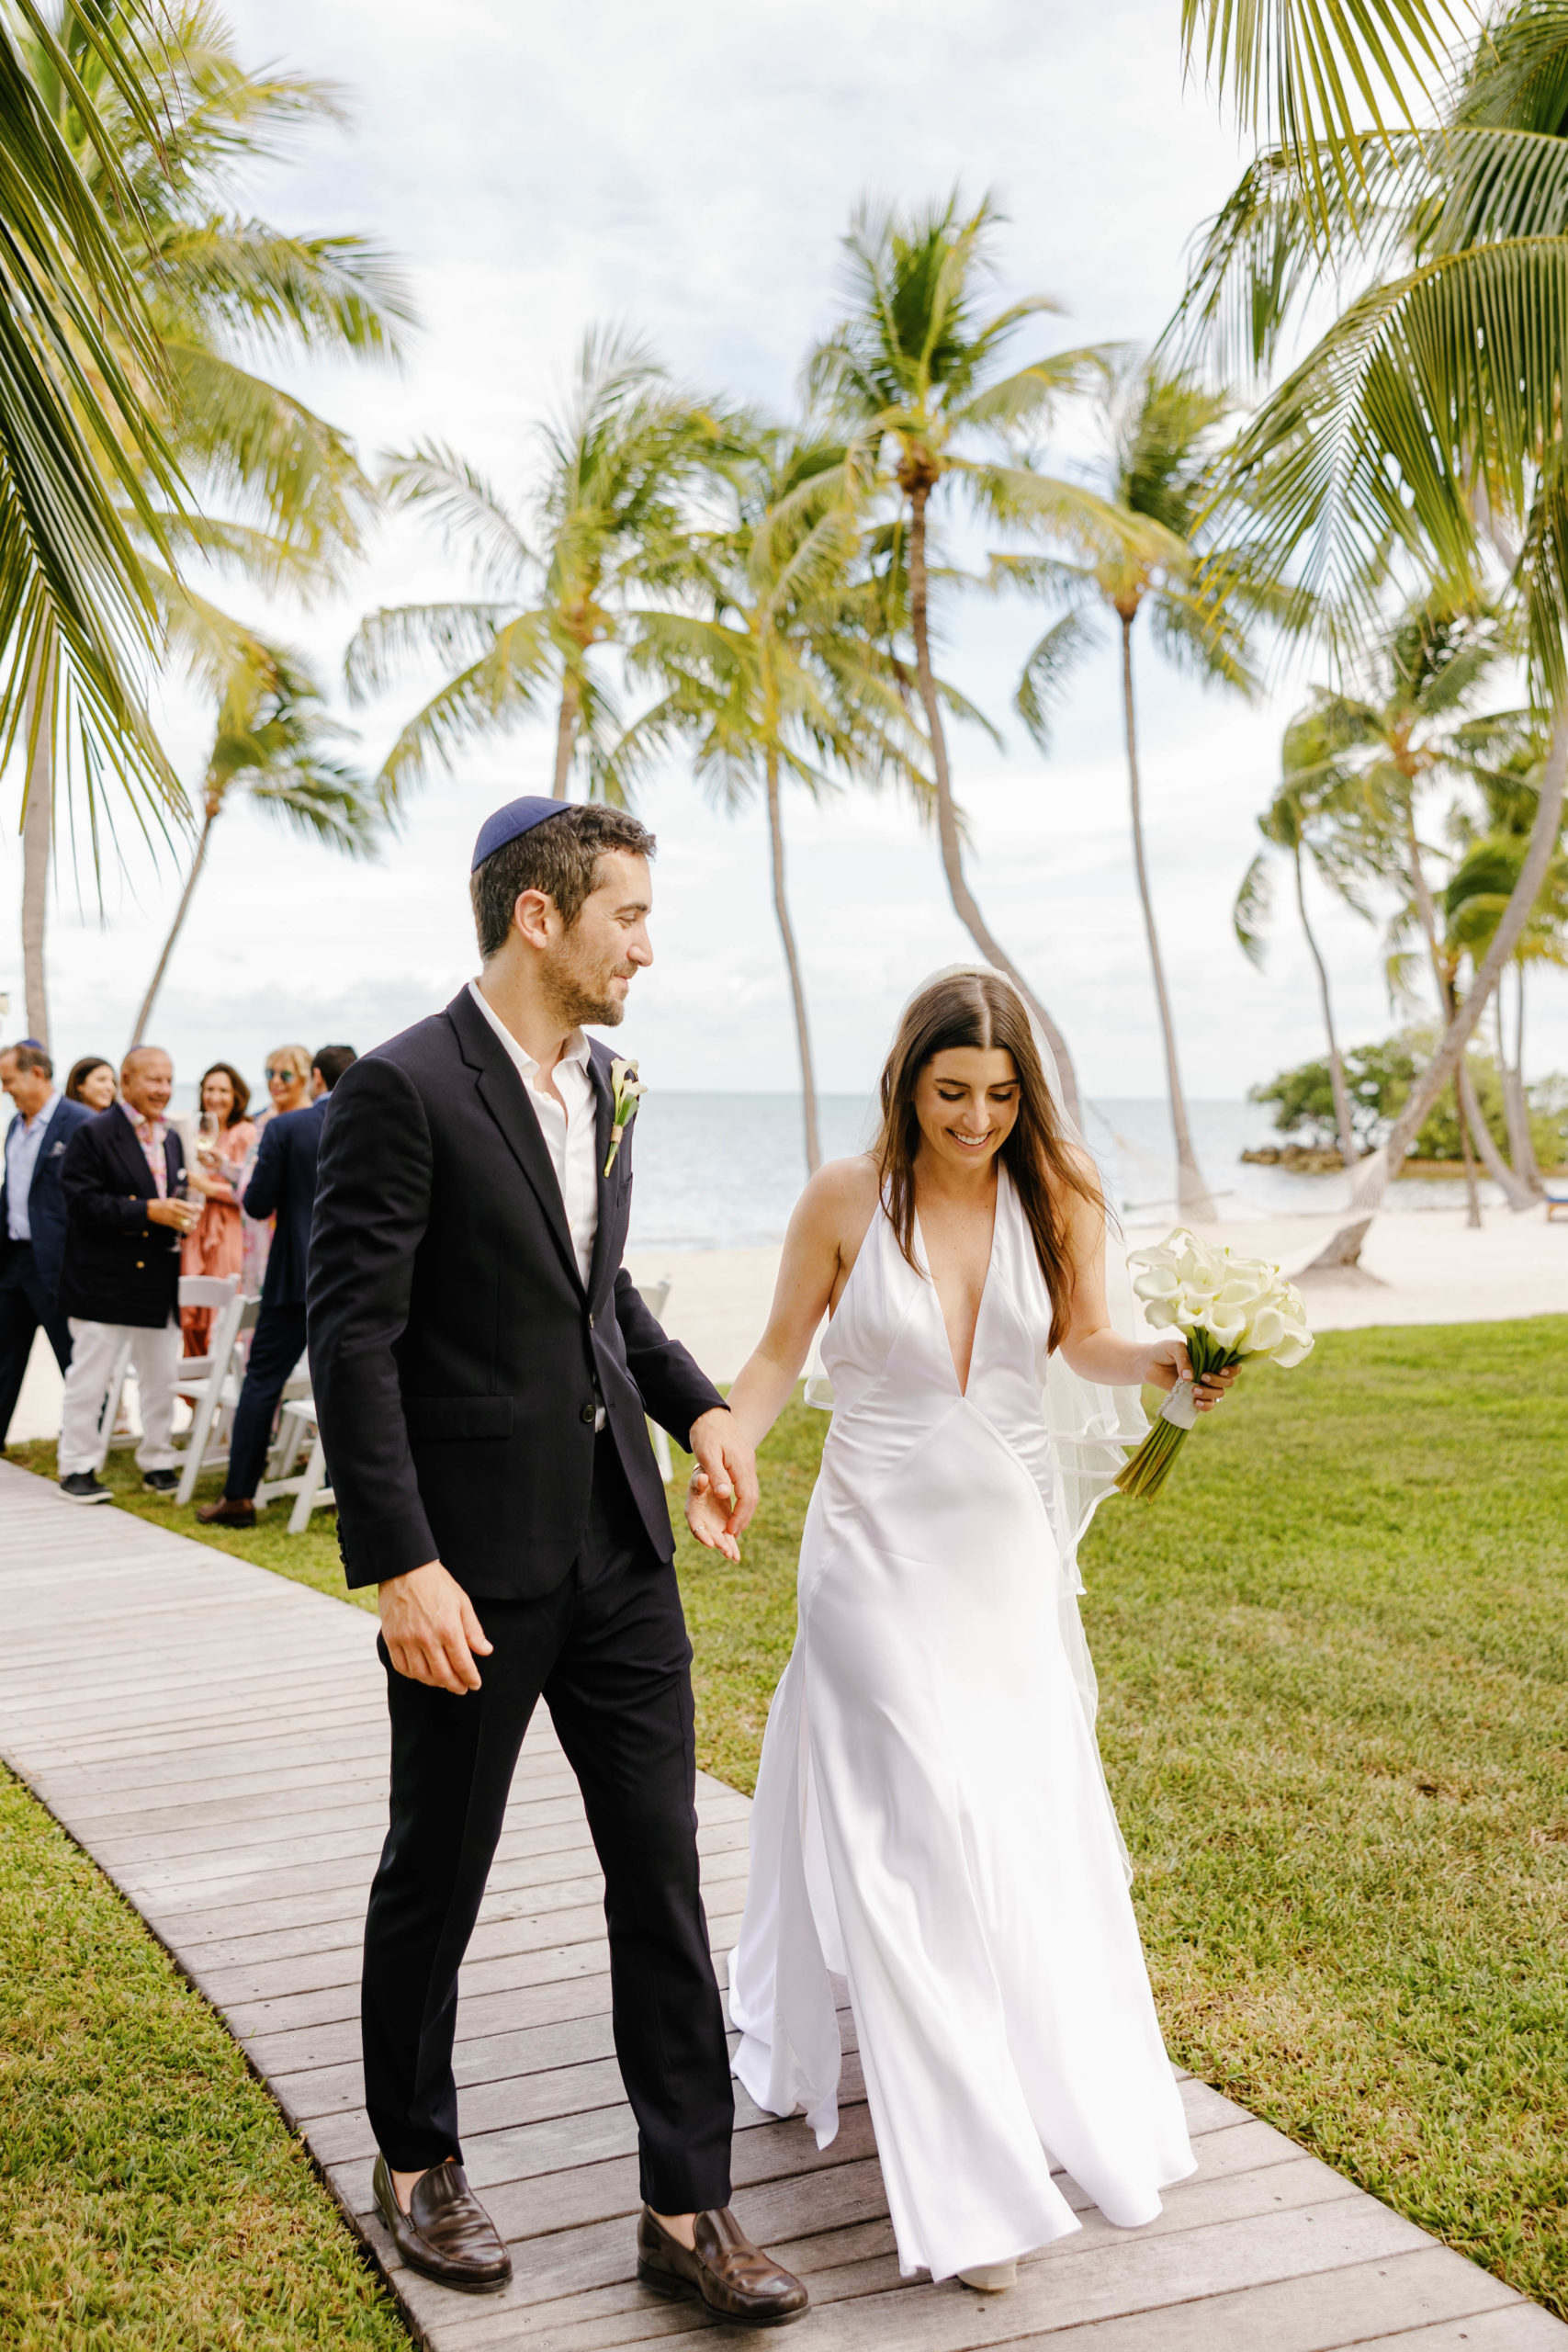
left=1179, top=0, right=1459, bottom=223
left=1014, top=609, right=1100, bottom=752
left=1234, top=847, right=1274, bottom=963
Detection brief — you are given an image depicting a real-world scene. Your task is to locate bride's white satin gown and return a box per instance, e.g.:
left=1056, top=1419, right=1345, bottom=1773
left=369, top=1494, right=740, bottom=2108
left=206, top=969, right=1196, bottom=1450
left=728, top=1171, right=1194, bottom=2283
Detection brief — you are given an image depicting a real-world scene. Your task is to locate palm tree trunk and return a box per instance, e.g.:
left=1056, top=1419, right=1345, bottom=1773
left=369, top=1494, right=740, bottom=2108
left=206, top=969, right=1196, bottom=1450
left=765, top=750, right=821, bottom=1175
left=1499, top=964, right=1543, bottom=1188
left=20, top=641, right=57, bottom=1049
left=130, top=809, right=218, bottom=1047
left=1405, top=811, right=1533, bottom=1210
left=1119, top=614, right=1216, bottom=1220
left=906, top=486, right=1084, bottom=1128
left=1458, top=1076, right=1483, bottom=1227
left=552, top=688, right=576, bottom=800
left=1351, top=707, right=1568, bottom=1208
left=1292, top=845, right=1358, bottom=1166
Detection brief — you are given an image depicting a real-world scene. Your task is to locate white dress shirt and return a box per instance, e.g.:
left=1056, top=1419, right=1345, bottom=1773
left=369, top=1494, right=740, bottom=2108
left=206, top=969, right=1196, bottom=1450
left=468, top=980, right=600, bottom=1285
left=5, top=1089, right=61, bottom=1241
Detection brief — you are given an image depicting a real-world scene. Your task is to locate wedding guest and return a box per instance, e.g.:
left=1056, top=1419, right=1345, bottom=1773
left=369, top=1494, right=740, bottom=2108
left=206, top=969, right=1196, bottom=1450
left=239, top=1042, right=312, bottom=1297
left=55, top=1046, right=205, bottom=1504
left=0, top=1043, right=93, bottom=1447
left=65, top=1056, right=118, bottom=1111
left=181, top=1062, right=257, bottom=1356
left=197, top=1044, right=355, bottom=1527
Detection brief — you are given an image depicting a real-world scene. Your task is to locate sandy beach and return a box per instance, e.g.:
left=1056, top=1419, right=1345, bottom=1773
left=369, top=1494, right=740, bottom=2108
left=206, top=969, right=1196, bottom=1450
left=627, top=1203, right=1568, bottom=1384
left=9, top=1204, right=1562, bottom=1447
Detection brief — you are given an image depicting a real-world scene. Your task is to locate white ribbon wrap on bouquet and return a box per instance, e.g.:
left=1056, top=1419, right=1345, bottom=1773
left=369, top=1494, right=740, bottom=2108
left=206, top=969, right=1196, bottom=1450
left=1159, top=1377, right=1200, bottom=1430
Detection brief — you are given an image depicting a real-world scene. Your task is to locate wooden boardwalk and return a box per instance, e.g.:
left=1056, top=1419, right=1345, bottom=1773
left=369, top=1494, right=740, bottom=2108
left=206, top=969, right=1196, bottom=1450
left=1, top=1456, right=1562, bottom=2352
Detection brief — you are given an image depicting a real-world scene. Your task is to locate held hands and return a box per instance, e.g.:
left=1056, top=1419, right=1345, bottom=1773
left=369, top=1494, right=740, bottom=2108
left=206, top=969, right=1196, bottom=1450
left=683, top=1407, right=759, bottom=1563
left=1144, top=1335, right=1237, bottom=1414
left=378, top=1560, right=494, bottom=1693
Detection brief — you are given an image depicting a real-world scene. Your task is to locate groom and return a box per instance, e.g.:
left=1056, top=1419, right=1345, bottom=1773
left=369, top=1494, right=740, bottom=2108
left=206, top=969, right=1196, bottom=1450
left=308, top=798, right=807, bottom=2323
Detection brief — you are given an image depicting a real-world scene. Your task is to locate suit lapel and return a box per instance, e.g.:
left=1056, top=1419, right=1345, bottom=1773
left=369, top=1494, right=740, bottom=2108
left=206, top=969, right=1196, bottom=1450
left=105, top=1107, right=152, bottom=1195
left=447, top=989, right=582, bottom=1294
left=585, top=1051, right=617, bottom=1307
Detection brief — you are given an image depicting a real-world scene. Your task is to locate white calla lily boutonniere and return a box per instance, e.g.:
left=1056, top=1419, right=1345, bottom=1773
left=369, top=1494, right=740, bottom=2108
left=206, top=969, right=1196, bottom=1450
left=604, top=1058, right=647, bottom=1177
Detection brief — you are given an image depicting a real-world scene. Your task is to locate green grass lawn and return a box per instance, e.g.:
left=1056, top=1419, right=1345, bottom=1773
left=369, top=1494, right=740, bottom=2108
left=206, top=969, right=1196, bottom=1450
left=6, top=1314, right=1567, bottom=2321
left=0, top=1764, right=409, bottom=2350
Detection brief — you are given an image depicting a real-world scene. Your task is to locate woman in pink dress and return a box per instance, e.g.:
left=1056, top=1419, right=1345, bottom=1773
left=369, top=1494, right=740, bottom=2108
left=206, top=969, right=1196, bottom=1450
left=181, top=1062, right=257, bottom=1355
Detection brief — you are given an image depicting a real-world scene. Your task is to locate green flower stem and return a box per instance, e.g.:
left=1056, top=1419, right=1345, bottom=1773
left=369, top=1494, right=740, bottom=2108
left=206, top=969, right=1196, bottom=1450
left=1114, top=1330, right=1244, bottom=1499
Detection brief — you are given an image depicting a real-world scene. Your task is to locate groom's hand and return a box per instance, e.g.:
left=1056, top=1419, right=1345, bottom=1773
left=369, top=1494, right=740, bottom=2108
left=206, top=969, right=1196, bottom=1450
left=687, top=1408, right=758, bottom=1555
left=378, top=1561, right=494, bottom=1693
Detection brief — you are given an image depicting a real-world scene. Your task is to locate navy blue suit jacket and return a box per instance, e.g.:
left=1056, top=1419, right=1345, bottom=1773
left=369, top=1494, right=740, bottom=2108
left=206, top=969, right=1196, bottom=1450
left=59, top=1104, right=187, bottom=1327
left=1, top=1095, right=93, bottom=1301
left=243, top=1095, right=328, bottom=1306
left=309, top=990, right=725, bottom=1596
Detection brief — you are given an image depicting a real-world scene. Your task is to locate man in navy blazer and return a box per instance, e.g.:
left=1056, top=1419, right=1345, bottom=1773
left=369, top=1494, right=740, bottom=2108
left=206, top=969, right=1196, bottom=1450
left=55, top=1045, right=204, bottom=1501
left=0, top=1041, right=92, bottom=1445
left=197, top=1042, right=355, bottom=1526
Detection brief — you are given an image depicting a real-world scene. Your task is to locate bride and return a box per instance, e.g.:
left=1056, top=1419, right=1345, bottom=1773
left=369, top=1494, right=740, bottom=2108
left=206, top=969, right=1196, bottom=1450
left=685, top=968, right=1234, bottom=2293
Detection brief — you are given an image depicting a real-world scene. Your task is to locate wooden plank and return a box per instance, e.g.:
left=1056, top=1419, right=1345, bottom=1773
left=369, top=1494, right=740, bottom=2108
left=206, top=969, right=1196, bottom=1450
left=2, top=1459, right=1558, bottom=2352
left=1364, top=2312, right=1568, bottom=2350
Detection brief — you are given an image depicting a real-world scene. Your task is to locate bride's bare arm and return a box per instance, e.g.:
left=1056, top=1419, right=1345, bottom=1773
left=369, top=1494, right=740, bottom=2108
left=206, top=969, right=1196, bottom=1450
left=684, top=1158, right=877, bottom=1555
left=1054, top=1157, right=1235, bottom=1409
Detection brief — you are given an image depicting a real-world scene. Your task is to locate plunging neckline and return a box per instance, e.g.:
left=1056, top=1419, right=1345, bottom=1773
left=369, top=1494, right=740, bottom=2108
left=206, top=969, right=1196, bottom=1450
left=911, top=1175, right=1001, bottom=1399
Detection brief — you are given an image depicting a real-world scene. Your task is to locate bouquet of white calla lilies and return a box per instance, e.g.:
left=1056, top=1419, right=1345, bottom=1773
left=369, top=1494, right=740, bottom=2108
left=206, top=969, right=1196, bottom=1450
left=1115, top=1228, right=1314, bottom=1498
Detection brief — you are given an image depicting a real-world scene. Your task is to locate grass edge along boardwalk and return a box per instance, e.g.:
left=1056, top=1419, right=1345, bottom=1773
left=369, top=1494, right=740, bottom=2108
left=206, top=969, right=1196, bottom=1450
left=0, top=1316, right=1559, bottom=2349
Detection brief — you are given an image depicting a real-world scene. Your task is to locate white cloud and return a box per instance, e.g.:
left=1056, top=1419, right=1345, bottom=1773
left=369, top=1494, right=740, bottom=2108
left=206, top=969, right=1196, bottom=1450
left=5, top=0, right=1567, bottom=1103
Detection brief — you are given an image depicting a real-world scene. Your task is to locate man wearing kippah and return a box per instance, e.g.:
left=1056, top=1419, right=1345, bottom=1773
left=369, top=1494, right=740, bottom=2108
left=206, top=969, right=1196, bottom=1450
left=309, top=798, right=807, bottom=2322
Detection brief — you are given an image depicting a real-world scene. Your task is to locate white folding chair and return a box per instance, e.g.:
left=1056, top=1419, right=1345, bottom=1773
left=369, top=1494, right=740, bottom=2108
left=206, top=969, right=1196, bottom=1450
left=255, top=1393, right=334, bottom=1532
left=101, top=1274, right=243, bottom=1464
left=635, top=1277, right=676, bottom=1483
left=173, top=1280, right=254, bottom=1505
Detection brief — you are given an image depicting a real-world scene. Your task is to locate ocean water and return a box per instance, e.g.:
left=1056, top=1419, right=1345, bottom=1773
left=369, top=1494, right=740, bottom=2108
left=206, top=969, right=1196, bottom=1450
left=623, top=1093, right=1497, bottom=1252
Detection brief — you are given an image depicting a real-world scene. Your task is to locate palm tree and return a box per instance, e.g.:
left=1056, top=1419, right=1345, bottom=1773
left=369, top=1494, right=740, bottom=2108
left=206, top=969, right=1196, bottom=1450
left=17, top=0, right=411, bottom=1044
left=618, top=428, right=929, bottom=1172
left=130, top=640, right=379, bottom=1044
left=805, top=192, right=1154, bottom=1129
left=1441, top=741, right=1568, bottom=1188
left=1234, top=719, right=1381, bottom=1169
left=1177, top=0, right=1568, bottom=1204
left=2, top=3, right=188, bottom=1047
left=998, top=358, right=1269, bottom=1217
left=1262, top=602, right=1540, bottom=1208
left=346, top=328, right=723, bottom=805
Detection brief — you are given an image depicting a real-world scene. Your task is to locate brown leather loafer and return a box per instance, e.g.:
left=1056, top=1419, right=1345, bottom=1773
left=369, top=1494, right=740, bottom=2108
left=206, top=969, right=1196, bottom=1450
left=373, top=2154, right=512, bottom=2294
left=196, top=1496, right=256, bottom=1528
left=637, top=2206, right=807, bottom=2325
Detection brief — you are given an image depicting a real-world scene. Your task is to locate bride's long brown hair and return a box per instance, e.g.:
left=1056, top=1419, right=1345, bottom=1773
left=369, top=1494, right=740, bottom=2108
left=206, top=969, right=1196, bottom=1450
left=873, top=971, right=1100, bottom=1345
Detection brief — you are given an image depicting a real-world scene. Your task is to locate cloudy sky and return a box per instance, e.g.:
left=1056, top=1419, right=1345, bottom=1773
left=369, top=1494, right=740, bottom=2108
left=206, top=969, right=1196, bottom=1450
left=5, top=0, right=1562, bottom=1109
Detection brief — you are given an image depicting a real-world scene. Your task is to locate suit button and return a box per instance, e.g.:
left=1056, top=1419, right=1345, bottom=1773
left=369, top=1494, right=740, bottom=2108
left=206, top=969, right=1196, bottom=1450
left=135, top=1260, right=144, bottom=1269
left=580, top=1403, right=596, bottom=1425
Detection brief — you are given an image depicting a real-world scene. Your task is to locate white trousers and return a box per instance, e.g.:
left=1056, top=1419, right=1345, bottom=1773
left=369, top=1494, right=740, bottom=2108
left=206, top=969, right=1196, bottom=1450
left=59, top=1317, right=182, bottom=1475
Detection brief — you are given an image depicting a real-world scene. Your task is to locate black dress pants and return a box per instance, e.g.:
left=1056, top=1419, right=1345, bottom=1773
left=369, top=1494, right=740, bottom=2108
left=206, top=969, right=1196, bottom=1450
left=361, top=1438, right=734, bottom=2212
left=0, top=1242, right=72, bottom=1446
left=224, top=1300, right=308, bottom=1501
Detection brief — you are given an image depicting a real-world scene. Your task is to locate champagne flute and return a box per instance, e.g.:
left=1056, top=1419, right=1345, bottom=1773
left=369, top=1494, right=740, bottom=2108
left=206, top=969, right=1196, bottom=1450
left=196, top=1109, right=220, bottom=1162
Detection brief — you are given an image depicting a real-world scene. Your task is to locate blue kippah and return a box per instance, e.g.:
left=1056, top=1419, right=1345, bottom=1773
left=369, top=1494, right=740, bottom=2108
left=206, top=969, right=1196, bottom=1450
left=470, top=794, right=572, bottom=873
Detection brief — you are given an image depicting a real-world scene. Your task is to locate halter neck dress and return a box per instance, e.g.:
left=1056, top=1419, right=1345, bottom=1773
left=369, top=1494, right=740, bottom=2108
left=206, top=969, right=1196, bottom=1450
left=728, top=1168, right=1194, bottom=2282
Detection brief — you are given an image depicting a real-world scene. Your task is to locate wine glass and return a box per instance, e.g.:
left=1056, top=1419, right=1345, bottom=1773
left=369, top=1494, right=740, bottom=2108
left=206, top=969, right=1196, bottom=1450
left=196, top=1108, right=220, bottom=1165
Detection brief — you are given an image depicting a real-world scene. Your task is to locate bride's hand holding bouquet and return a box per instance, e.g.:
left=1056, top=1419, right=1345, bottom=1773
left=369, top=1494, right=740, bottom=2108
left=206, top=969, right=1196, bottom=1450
left=1115, top=1228, right=1314, bottom=1498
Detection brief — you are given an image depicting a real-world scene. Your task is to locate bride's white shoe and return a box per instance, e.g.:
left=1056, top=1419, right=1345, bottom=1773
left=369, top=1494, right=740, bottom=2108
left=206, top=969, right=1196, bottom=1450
left=957, top=2260, right=1017, bottom=2292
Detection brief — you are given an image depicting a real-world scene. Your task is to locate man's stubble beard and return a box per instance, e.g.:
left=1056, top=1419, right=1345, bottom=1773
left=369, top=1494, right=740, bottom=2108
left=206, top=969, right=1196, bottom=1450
left=542, top=931, right=628, bottom=1030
